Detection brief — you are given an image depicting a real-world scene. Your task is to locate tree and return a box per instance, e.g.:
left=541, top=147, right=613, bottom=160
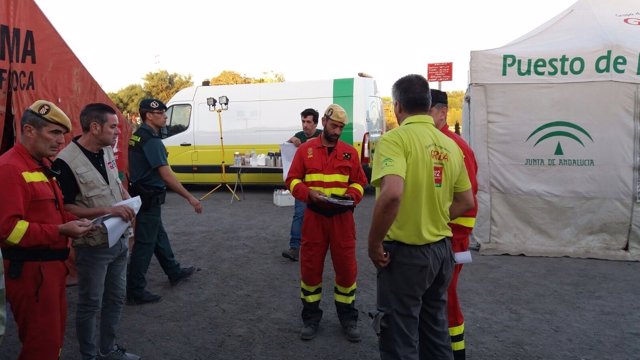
left=253, top=71, right=286, bottom=83
left=382, top=96, right=398, bottom=130
left=108, top=84, right=148, bottom=117
left=107, top=70, right=193, bottom=119
left=211, top=70, right=251, bottom=85
left=211, top=70, right=285, bottom=85
left=107, top=69, right=285, bottom=119
left=446, top=91, right=464, bottom=128
left=142, top=70, right=193, bottom=102
left=380, top=90, right=465, bottom=131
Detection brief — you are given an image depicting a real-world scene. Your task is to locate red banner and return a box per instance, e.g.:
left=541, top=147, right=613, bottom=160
left=0, top=0, right=130, bottom=174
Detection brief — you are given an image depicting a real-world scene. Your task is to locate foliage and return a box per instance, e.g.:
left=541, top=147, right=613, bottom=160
left=253, top=71, right=286, bottom=83
left=108, top=84, right=148, bottom=116
left=142, top=70, right=193, bottom=102
left=108, top=70, right=193, bottom=119
left=446, top=91, right=464, bottom=128
left=380, top=90, right=465, bottom=131
left=382, top=97, right=397, bottom=130
left=108, top=69, right=285, bottom=118
left=211, top=70, right=285, bottom=85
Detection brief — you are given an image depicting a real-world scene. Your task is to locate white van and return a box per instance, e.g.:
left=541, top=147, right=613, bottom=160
left=162, top=76, right=385, bottom=184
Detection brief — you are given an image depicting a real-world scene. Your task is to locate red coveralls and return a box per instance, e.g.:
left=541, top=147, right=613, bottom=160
left=0, top=143, right=73, bottom=360
left=286, top=137, right=368, bottom=327
left=440, top=125, right=478, bottom=360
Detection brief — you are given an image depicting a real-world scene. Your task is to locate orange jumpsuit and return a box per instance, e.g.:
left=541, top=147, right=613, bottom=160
left=0, top=143, right=73, bottom=360
left=440, top=125, right=478, bottom=360
left=286, top=137, right=368, bottom=327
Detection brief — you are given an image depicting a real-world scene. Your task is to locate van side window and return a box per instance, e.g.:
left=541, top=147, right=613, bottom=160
left=165, top=104, right=192, bottom=137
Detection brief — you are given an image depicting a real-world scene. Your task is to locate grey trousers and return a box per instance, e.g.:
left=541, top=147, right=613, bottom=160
left=377, top=239, right=454, bottom=360
left=76, top=237, right=128, bottom=360
left=127, top=204, right=181, bottom=297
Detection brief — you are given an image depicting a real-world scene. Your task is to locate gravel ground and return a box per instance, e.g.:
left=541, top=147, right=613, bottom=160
left=1, top=186, right=638, bottom=359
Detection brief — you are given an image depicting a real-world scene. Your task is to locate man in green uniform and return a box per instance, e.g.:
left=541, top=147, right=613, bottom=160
left=127, top=99, right=203, bottom=305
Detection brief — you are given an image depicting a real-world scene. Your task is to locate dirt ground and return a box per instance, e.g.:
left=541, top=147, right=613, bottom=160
left=1, top=186, right=639, bottom=360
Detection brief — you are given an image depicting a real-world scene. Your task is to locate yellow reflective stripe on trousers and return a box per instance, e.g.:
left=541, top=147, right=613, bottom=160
left=308, top=186, right=347, bottom=196
left=304, top=173, right=349, bottom=183
left=300, top=281, right=322, bottom=303
left=300, top=281, right=321, bottom=292
left=450, top=323, right=465, bottom=351
left=301, top=292, right=322, bottom=303
left=449, top=323, right=464, bottom=336
left=348, top=183, right=364, bottom=196
left=334, top=282, right=356, bottom=304
left=334, top=293, right=355, bottom=304
left=335, top=282, right=356, bottom=294
left=451, top=339, right=465, bottom=351
left=21, top=171, right=48, bottom=183
left=450, top=216, right=476, bottom=228
left=7, top=220, right=29, bottom=245
left=289, top=179, right=302, bottom=193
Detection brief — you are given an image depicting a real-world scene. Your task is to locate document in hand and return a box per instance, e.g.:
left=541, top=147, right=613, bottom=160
left=280, top=142, right=297, bottom=181
left=322, top=195, right=354, bottom=206
left=454, top=250, right=472, bottom=264
left=100, top=196, right=142, bottom=248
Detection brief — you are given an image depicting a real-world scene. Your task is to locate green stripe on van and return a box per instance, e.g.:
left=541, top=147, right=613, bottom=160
left=333, top=78, right=354, bottom=145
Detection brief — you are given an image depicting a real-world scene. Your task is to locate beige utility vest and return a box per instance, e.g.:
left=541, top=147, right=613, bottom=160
left=57, top=142, right=124, bottom=210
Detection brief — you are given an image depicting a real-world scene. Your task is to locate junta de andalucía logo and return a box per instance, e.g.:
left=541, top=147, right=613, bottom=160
left=524, top=121, right=595, bottom=167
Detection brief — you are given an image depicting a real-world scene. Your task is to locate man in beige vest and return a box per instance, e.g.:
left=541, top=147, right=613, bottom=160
left=54, top=103, right=140, bottom=360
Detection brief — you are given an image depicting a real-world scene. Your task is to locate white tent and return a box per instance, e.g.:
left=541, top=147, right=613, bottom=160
left=463, top=0, right=640, bottom=261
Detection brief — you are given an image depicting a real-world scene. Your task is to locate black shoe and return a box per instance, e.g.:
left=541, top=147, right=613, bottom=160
left=300, top=323, right=318, bottom=340
left=169, top=266, right=196, bottom=286
left=281, top=248, right=299, bottom=261
left=343, top=324, right=361, bottom=343
left=98, top=344, right=141, bottom=360
left=126, top=290, right=162, bottom=305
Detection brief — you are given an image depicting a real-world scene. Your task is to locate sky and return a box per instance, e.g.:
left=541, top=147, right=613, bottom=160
left=34, top=0, right=578, bottom=97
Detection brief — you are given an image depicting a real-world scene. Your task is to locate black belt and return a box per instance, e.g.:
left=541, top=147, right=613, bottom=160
left=307, top=203, right=354, bottom=217
left=2, top=247, right=70, bottom=261
left=386, top=238, right=448, bottom=247
left=2, top=247, right=70, bottom=279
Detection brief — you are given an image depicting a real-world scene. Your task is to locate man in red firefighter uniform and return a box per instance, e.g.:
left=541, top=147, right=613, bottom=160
left=429, top=90, right=478, bottom=360
left=286, top=104, right=368, bottom=343
left=0, top=100, right=93, bottom=360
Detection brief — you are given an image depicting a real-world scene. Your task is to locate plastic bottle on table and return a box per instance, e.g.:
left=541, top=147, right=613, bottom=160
left=250, top=149, right=257, bottom=166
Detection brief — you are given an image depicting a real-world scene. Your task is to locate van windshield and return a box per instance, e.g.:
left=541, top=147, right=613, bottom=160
left=165, top=104, right=192, bottom=137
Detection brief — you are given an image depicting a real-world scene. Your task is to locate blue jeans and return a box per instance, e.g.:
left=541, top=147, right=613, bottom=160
left=289, top=199, right=306, bottom=249
left=75, top=236, right=129, bottom=360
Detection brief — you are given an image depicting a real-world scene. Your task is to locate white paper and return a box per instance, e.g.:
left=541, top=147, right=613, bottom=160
left=100, top=196, right=142, bottom=248
left=454, top=250, right=473, bottom=264
left=280, top=142, right=297, bottom=182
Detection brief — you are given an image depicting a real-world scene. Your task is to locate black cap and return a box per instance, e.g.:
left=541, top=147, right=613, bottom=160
left=139, top=99, right=167, bottom=111
left=430, top=90, right=448, bottom=107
